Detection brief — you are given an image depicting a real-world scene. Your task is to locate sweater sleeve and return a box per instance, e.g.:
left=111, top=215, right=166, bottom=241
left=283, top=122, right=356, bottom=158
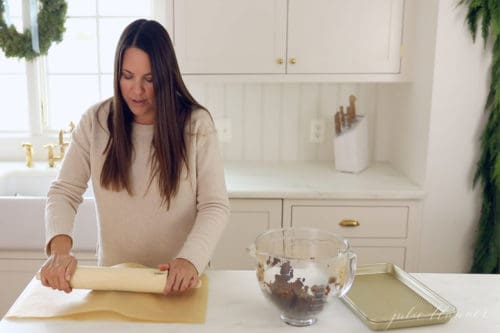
left=176, top=111, right=230, bottom=274
left=44, top=107, right=94, bottom=255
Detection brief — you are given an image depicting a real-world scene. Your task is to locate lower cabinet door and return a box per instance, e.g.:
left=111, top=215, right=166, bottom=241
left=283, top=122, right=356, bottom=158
left=0, top=251, right=96, bottom=317
left=210, top=199, right=282, bottom=269
left=0, top=258, right=43, bottom=317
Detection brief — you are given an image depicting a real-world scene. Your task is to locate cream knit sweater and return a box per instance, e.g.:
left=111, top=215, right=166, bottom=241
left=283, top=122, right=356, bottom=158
left=45, top=99, right=230, bottom=274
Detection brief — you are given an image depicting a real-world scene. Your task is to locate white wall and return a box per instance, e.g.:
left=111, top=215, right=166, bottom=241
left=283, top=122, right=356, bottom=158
left=418, top=0, right=491, bottom=272
left=374, top=0, right=438, bottom=186
left=185, top=82, right=378, bottom=162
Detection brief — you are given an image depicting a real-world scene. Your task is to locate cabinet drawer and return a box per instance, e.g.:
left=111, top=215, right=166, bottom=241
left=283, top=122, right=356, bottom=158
left=291, top=205, right=408, bottom=238
left=352, top=246, right=406, bottom=268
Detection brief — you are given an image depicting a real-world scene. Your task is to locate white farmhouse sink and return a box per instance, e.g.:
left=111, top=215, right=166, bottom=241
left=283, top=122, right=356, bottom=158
left=0, top=165, right=97, bottom=252
left=0, top=169, right=56, bottom=197
left=0, top=168, right=93, bottom=197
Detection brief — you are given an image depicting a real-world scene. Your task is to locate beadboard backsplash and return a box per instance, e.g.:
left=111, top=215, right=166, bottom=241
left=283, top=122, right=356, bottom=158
left=185, top=82, right=377, bottom=161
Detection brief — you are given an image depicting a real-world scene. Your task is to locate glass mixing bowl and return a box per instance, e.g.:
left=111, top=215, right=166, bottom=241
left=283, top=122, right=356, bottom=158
left=248, top=227, right=357, bottom=327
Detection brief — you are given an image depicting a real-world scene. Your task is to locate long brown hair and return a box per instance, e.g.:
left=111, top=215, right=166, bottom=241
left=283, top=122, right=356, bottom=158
left=101, top=19, right=204, bottom=207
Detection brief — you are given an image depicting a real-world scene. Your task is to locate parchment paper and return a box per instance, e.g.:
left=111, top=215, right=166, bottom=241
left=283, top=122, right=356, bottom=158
left=5, top=265, right=208, bottom=323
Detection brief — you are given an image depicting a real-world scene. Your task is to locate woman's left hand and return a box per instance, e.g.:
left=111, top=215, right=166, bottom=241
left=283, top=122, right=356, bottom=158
left=159, top=258, right=199, bottom=296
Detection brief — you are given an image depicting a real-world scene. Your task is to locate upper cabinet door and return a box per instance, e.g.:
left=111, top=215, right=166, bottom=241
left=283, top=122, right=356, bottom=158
left=174, top=0, right=287, bottom=74
left=287, top=0, right=404, bottom=74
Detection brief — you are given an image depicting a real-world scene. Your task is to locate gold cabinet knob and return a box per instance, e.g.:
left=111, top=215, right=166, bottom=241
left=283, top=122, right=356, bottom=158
left=277, top=58, right=284, bottom=64
left=339, top=219, right=360, bottom=227
left=289, top=58, right=296, bottom=64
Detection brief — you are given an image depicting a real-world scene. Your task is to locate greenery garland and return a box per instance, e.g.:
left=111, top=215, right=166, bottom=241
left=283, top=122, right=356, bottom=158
left=0, top=0, right=67, bottom=60
left=459, top=0, right=500, bottom=273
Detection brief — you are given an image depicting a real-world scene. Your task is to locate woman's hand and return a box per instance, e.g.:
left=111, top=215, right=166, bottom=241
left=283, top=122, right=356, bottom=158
left=39, top=253, right=77, bottom=293
left=159, top=258, right=199, bottom=296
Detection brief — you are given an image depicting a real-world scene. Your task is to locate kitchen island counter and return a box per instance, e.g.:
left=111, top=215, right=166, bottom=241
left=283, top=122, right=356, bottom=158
left=1, top=270, right=499, bottom=333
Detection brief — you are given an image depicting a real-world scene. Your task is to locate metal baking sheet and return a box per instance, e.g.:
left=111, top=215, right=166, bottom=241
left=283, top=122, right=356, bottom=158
left=341, top=263, right=457, bottom=330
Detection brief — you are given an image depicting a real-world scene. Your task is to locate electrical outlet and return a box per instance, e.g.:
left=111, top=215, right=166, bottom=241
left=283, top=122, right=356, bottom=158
left=310, top=119, right=325, bottom=143
left=215, top=118, right=232, bottom=143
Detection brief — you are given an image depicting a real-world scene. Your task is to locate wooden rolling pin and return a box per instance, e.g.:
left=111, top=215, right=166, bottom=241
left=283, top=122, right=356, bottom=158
left=36, top=265, right=201, bottom=293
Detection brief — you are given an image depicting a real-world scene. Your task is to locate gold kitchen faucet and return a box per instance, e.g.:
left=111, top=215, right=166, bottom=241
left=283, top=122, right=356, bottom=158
left=21, top=143, right=34, bottom=168
left=44, top=122, right=75, bottom=168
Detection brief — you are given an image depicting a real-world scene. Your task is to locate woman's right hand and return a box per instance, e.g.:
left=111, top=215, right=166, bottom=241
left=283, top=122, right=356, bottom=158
left=39, top=253, right=77, bottom=293
left=39, top=234, right=77, bottom=293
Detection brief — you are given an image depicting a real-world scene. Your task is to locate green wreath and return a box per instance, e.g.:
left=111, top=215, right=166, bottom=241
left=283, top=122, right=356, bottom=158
left=0, top=0, right=67, bottom=60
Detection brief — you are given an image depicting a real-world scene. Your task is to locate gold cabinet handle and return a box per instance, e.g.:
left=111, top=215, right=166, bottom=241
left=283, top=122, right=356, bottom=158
left=339, top=219, right=360, bottom=227
left=289, top=58, right=296, bottom=64
left=277, top=58, right=284, bottom=64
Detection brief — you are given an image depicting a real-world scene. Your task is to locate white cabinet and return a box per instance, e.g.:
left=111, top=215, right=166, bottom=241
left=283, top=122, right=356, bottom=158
left=0, top=251, right=96, bottom=318
left=173, top=0, right=405, bottom=77
left=210, top=199, right=282, bottom=269
left=174, top=0, right=287, bottom=74
left=283, top=199, right=421, bottom=271
left=287, top=0, right=404, bottom=74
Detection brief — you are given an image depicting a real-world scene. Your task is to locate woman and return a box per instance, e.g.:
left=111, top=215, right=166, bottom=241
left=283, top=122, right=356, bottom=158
left=39, top=19, right=229, bottom=295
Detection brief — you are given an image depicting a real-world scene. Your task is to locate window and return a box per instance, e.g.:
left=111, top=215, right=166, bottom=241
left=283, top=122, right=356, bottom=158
left=46, top=0, right=153, bottom=129
left=0, top=1, right=28, bottom=132
left=0, top=0, right=169, bottom=160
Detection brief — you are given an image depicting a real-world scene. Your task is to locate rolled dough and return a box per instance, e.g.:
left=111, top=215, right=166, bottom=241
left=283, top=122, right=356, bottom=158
left=36, top=263, right=201, bottom=293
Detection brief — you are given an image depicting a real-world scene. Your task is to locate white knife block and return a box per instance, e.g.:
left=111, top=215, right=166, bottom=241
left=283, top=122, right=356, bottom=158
left=333, top=116, right=369, bottom=173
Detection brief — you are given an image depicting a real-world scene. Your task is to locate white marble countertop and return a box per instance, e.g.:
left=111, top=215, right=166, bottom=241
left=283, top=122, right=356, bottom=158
left=224, top=161, right=424, bottom=199
left=0, top=161, right=424, bottom=199
left=1, top=270, right=499, bottom=333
